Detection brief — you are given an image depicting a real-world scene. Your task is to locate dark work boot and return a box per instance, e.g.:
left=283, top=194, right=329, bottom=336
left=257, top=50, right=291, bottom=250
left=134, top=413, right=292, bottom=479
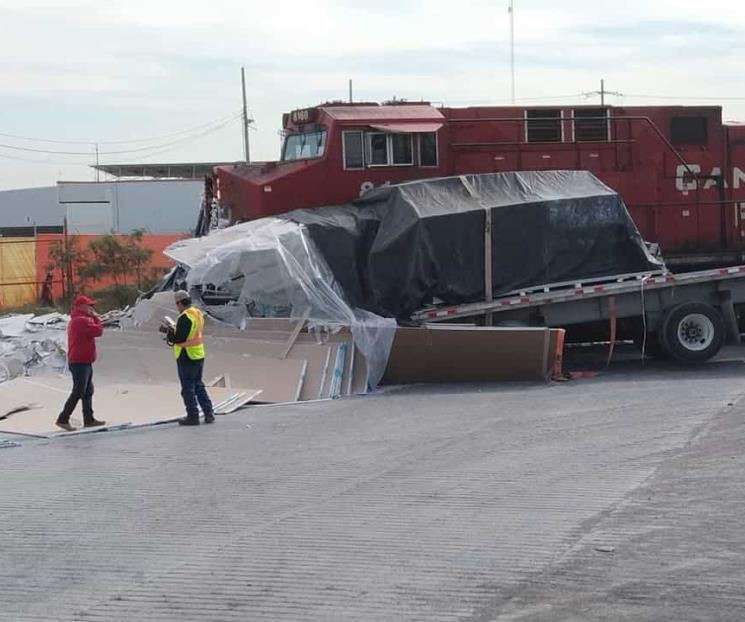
left=203, top=413, right=215, bottom=424
left=56, top=418, right=76, bottom=432
left=178, top=417, right=200, bottom=426
left=84, top=418, right=106, bottom=428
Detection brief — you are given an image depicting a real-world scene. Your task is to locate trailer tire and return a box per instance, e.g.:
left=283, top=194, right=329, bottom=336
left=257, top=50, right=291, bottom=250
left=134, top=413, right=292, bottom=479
left=659, top=302, right=724, bottom=363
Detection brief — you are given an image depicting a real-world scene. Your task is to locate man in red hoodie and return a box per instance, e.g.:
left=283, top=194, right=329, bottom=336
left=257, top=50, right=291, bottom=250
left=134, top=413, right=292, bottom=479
left=56, top=295, right=106, bottom=431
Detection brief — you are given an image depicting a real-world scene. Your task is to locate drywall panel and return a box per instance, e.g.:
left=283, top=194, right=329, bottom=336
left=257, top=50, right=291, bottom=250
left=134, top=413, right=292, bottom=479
left=101, top=330, right=322, bottom=402
left=382, top=326, right=552, bottom=384
left=0, top=378, right=253, bottom=436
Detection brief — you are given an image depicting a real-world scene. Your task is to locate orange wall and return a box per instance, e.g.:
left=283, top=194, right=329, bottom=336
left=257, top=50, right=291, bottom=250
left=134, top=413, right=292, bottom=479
left=36, top=233, right=186, bottom=301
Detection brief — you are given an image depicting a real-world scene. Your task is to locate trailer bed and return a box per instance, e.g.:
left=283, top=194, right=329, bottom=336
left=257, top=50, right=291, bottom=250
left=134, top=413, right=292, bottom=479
left=412, top=265, right=745, bottom=362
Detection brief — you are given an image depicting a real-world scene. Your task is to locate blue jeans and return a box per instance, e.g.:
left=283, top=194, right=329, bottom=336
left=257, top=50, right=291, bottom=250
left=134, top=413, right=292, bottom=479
left=176, top=358, right=214, bottom=419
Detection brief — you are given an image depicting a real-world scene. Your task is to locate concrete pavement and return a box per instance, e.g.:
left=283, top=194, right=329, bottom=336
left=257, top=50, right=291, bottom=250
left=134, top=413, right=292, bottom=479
left=2, top=356, right=745, bottom=621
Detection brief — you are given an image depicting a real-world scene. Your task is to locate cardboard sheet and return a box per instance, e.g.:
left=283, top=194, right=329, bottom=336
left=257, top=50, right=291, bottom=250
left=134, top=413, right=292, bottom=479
left=0, top=378, right=255, bottom=436
left=351, top=342, right=369, bottom=395
left=123, top=310, right=369, bottom=398
left=382, top=326, right=554, bottom=384
left=94, top=331, right=308, bottom=403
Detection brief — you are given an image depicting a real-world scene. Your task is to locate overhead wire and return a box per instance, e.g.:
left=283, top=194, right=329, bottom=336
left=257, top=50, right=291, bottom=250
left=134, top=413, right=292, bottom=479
left=0, top=151, right=86, bottom=165
left=439, top=93, right=585, bottom=106
left=0, top=114, right=242, bottom=166
left=0, top=113, right=242, bottom=157
left=109, top=115, right=243, bottom=162
left=623, top=93, right=745, bottom=101
left=0, top=110, right=243, bottom=146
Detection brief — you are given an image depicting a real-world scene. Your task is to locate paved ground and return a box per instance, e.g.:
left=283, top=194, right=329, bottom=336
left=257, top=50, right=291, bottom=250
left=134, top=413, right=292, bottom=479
left=2, top=350, right=745, bottom=621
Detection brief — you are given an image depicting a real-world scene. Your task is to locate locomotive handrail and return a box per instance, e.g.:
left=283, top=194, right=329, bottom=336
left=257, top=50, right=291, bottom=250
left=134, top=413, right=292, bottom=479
left=450, top=139, right=636, bottom=147
left=447, top=115, right=698, bottom=178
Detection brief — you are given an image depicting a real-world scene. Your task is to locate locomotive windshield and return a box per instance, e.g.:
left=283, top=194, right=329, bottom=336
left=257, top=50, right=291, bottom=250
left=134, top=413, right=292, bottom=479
left=282, top=129, right=327, bottom=161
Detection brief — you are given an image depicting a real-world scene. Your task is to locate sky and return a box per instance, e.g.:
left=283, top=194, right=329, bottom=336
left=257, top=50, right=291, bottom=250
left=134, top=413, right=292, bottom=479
left=1, top=0, right=744, bottom=190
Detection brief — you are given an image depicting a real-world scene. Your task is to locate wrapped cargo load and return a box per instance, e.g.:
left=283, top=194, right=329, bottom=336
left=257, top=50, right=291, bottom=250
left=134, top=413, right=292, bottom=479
left=281, top=170, right=663, bottom=318
left=164, top=218, right=396, bottom=388
left=164, top=171, right=661, bottom=386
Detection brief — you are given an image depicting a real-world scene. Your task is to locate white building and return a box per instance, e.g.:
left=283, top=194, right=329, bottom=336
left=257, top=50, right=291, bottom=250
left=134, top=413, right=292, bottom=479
left=0, top=179, right=204, bottom=236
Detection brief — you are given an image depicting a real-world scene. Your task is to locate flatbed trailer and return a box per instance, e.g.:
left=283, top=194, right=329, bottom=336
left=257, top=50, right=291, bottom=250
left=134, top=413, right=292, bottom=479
left=412, top=265, right=745, bottom=362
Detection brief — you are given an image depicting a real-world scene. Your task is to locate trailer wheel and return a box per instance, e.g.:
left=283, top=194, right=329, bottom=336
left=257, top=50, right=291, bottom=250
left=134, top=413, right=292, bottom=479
left=659, top=302, right=724, bottom=363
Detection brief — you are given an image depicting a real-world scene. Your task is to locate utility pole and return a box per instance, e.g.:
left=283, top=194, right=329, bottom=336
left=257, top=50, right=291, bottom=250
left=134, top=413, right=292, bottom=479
left=94, top=143, right=100, bottom=182
left=349, top=79, right=353, bottom=103
left=584, top=79, right=622, bottom=105
left=509, top=0, right=515, bottom=104
left=241, top=66, right=250, bottom=163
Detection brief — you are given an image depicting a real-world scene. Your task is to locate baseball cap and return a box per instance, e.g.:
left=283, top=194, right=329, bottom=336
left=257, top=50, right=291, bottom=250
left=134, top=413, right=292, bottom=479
left=74, top=294, right=96, bottom=307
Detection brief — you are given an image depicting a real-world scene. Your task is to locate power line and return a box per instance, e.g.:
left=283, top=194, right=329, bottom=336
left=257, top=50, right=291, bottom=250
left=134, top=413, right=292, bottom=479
left=623, top=93, right=745, bottom=101
left=0, top=151, right=88, bottom=166
left=0, top=110, right=243, bottom=146
left=440, top=94, right=584, bottom=106
left=103, top=116, right=243, bottom=162
left=0, top=113, right=241, bottom=156
left=100, top=114, right=241, bottom=155
left=0, top=115, right=241, bottom=166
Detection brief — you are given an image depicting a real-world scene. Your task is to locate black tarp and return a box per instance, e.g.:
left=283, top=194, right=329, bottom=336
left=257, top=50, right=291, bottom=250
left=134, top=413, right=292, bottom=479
left=280, top=171, right=663, bottom=318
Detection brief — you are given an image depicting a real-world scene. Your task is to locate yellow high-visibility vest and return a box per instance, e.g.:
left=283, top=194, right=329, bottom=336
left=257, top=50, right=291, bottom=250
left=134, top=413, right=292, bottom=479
left=172, top=306, right=205, bottom=360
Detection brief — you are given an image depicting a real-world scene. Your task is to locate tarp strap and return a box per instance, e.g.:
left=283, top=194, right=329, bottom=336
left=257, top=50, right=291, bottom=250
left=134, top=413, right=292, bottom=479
left=606, top=296, right=617, bottom=367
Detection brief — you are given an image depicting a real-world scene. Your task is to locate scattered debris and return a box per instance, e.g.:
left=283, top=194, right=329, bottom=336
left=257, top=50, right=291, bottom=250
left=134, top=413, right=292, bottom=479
left=163, top=218, right=396, bottom=388
left=0, top=313, right=67, bottom=384
left=594, top=545, right=616, bottom=554
left=120, top=292, right=368, bottom=402
left=1, top=404, right=40, bottom=420
left=24, top=312, right=67, bottom=332
left=99, top=307, right=133, bottom=327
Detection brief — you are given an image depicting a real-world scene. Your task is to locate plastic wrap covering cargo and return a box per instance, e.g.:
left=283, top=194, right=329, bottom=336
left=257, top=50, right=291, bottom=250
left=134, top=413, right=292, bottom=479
left=164, top=219, right=395, bottom=388
left=280, top=171, right=664, bottom=318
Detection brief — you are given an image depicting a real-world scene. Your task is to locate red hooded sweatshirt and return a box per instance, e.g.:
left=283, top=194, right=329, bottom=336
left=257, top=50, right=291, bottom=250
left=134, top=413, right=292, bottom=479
left=67, top=308, right=104, bottom=364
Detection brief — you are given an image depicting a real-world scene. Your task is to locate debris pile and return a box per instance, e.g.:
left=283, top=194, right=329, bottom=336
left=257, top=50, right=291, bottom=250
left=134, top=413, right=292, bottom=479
left=0, top=308, right=134, bottom=384
left=122, top=292, right=369, bottom=401
left=0, top=291, right=370, bottom=438
left=0, top=313, right=67, bottom=383
left=164, top=217, right=396, bottom=388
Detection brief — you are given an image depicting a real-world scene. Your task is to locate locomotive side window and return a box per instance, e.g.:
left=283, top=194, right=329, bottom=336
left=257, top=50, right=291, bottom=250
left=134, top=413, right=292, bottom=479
left=670, top=116, right=708, bottom=145
left=526, top=109, right=563, bottom=143
left=391, top=134, right=413, bottom=165
left=346, top=131, right=434, bottom=168
left=367, top=133, right=389, bottom=166
left=343, top=131, right=365, bottom=169
left=419, top=132, right=438, bottom=166
left=573, top=108, right=609, bottom=142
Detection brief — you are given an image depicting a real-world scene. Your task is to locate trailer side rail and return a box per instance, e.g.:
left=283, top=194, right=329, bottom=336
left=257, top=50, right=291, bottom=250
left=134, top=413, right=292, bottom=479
left=413, top=265, right=745, bottom=322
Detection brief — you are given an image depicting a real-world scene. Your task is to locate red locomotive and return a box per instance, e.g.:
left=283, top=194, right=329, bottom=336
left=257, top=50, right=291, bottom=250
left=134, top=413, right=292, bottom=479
left=208, top=101, right=745, bottom=267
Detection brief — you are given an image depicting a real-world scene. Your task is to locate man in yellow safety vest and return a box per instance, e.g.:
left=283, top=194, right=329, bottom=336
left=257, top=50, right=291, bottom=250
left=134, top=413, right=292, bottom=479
left=159, top=290, right=215, bottom=426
